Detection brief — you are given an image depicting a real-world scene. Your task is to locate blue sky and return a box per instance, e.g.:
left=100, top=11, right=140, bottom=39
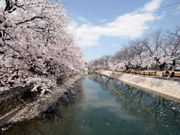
left=60, top=0, right=180, bottom=62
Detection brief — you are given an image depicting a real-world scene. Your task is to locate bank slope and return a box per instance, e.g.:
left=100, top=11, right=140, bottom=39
left=97, top=70, right=180, bottom=103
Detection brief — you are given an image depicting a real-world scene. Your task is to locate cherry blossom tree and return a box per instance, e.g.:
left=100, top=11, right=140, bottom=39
left=0, top=0, right=85, bottom=93
left=163, top=26, right=180, bottom=68
left=90, top=26, right=180, bottom=71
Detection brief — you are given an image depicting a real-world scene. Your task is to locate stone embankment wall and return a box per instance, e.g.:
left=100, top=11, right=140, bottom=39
left=97, top=70, right=180, bottom=103
left=10, top=75, right=82, bottom=123
left=0, top=75, right=83, bottom=131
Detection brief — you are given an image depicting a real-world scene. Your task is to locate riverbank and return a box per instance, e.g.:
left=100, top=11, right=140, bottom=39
left=0, top=75, right=83, bottom=132
left=96, top=70, right=180, bottom=103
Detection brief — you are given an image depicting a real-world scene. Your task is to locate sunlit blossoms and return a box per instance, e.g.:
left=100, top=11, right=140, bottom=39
left=0, top=0, right=85, bottom=92
left=89, top=27, right=180, bottom=71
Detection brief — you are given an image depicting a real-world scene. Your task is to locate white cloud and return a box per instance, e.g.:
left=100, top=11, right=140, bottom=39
left=112, top=43, right=122, bottom=47
left=173, top=4, right=180, bottom=15
left=100, top=19, right=107, bottom=23
left=140, top=0, right=163, bottom=12
left=77, top=16, right=89, bottom=23
left=70, top=0, right=164, bottom=47
left=178, top=4, right=180, bottom=10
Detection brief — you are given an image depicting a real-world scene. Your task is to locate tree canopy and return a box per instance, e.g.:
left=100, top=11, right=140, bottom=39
left=0, top=0, right=85, bottom=93
left=89, top=26, right=180, bottom=71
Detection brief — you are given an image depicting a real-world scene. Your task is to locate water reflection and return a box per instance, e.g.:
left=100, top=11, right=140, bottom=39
left=2, top=74, right=180, bottom=135
left=2, top=78, right=86, bottom=135
left=89, top=74, right=180, bottom=134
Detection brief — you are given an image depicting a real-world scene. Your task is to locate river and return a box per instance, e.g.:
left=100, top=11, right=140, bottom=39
left=3, top=74, right=180, bottom=135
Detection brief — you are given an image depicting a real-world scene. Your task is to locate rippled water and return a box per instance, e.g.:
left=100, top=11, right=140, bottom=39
left=3, top=74, right=180, bottom=135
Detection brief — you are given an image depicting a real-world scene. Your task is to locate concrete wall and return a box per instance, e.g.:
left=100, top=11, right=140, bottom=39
left=97, top=70, right=180, bottom=103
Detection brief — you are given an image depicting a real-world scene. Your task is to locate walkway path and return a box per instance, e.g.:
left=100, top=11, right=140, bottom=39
left=96, top=70, right=180, bottom=103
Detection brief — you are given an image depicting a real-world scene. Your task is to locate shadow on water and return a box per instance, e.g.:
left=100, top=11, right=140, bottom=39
left=2, top=78, right=86, bottom=135
left=2, top=74, right=180, bottom=135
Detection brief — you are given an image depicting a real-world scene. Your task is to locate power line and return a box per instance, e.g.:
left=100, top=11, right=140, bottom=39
left=140, top=1, right=180, bottom=14
left=95, top=1, right=180, bottom=25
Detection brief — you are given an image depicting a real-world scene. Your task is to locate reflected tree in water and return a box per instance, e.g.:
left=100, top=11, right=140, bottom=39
left=89, top=74, right=180, bottom=134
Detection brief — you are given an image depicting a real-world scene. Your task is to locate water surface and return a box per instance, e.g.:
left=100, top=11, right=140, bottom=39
left=3, top=74, right=180, bottom=135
